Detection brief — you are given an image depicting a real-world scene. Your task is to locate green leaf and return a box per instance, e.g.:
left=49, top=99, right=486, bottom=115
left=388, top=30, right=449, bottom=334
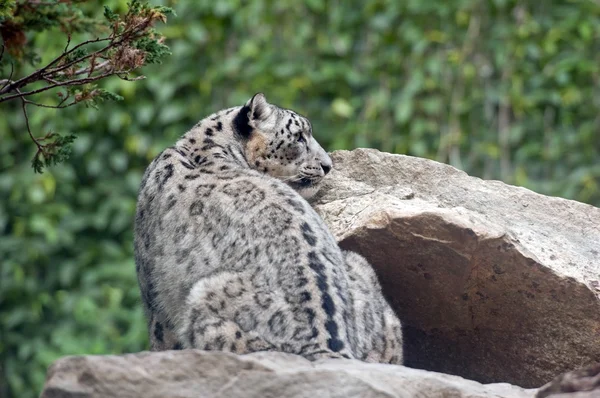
left=103, top=6, right=118, bottom=22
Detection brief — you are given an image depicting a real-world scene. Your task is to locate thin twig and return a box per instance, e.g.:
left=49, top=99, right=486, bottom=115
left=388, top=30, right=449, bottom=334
left=42, top=76, right=60, bottom=85
left=0, top=71, right=118, bottom=103
left=23, top=98, right=78, bottom=109
left=59, top=60, right=112, bottom=78
left=0, top=64, right=14, bottom=91
left=20, top=92, right=45, bottom=158
left=56, top=91, right=71, bottom=107
left=63, top=33, right=71, bottom=54
left=87, top=53, right=98, bottom=77
left=117, top=74, right=145, bottom=81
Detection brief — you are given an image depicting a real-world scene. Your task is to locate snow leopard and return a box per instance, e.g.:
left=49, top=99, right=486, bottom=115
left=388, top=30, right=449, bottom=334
left=134, top=93, right=403, bottom=364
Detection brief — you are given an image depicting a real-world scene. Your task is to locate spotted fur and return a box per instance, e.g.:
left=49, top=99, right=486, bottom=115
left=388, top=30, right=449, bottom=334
left=134, top=93, right=403, bottom=363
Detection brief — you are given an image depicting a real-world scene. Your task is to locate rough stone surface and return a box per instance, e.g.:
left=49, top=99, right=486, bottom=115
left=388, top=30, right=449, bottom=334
left=311, top=149, right=600, bottom=388
left=40, top=350, right=536, bottom=398
left=537, top=363, right=600, bottom=398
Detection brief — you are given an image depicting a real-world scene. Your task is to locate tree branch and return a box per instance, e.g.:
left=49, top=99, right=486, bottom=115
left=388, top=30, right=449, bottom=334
left=1, top=1, right=173, bottom=172
left=0, top=71, right=115, bottom=102
left=0, top=36, right=111, bottom=96
left=0, top=17, right=152, bottom=99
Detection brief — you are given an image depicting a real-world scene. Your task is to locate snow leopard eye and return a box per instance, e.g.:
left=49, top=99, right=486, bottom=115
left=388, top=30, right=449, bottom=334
left=297, top=134, right=306, bottom=144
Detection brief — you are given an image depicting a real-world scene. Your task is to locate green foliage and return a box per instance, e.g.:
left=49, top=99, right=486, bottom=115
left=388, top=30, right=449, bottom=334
left=93, top=88, right=125, bottom=103
left=103, top=5, right=118, bottom=23
left=1, top=1, right=600, bottom=397
left=0, top=1, right=17, bottom=19
left=31, top=133, right=76, bottom=174
left=133, top=35, right=171, bottom=64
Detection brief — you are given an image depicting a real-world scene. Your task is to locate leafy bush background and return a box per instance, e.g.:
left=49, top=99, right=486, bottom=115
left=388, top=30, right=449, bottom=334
left=1, top=0, right=599, bottom=397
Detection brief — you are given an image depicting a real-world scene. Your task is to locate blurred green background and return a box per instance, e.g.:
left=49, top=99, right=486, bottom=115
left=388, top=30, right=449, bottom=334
left=1, top=0, right=600, bottom=397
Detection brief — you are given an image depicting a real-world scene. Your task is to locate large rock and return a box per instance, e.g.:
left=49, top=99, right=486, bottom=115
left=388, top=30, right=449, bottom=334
left=40, top=350, right=535, bottom=398
left=312, top=149, right=600, bottom=389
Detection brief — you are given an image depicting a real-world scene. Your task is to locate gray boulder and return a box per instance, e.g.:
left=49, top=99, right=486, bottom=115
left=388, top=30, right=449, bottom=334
left=312, top=149, right=600, bottom=388
left=40, top=350, right=535, bottom=398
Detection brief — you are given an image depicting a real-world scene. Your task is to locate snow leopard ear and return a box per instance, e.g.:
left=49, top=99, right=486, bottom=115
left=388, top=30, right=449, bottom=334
left=233, top=93, right=275, bottom=138
left=248, top=93, right=275, bottom=123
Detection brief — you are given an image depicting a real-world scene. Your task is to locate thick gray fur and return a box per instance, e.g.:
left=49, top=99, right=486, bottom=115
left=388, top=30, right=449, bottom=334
left=134, top=93, right=403, bottom=363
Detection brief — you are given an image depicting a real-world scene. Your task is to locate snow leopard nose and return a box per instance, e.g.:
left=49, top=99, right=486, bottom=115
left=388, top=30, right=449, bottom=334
left=319, top=150, right=333, bottom=175
left=311, top=136, right=332, bottom=175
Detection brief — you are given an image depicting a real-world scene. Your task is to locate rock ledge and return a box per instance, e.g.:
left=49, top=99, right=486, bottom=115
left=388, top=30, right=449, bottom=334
left=41, top=350, right=536, bottom=398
